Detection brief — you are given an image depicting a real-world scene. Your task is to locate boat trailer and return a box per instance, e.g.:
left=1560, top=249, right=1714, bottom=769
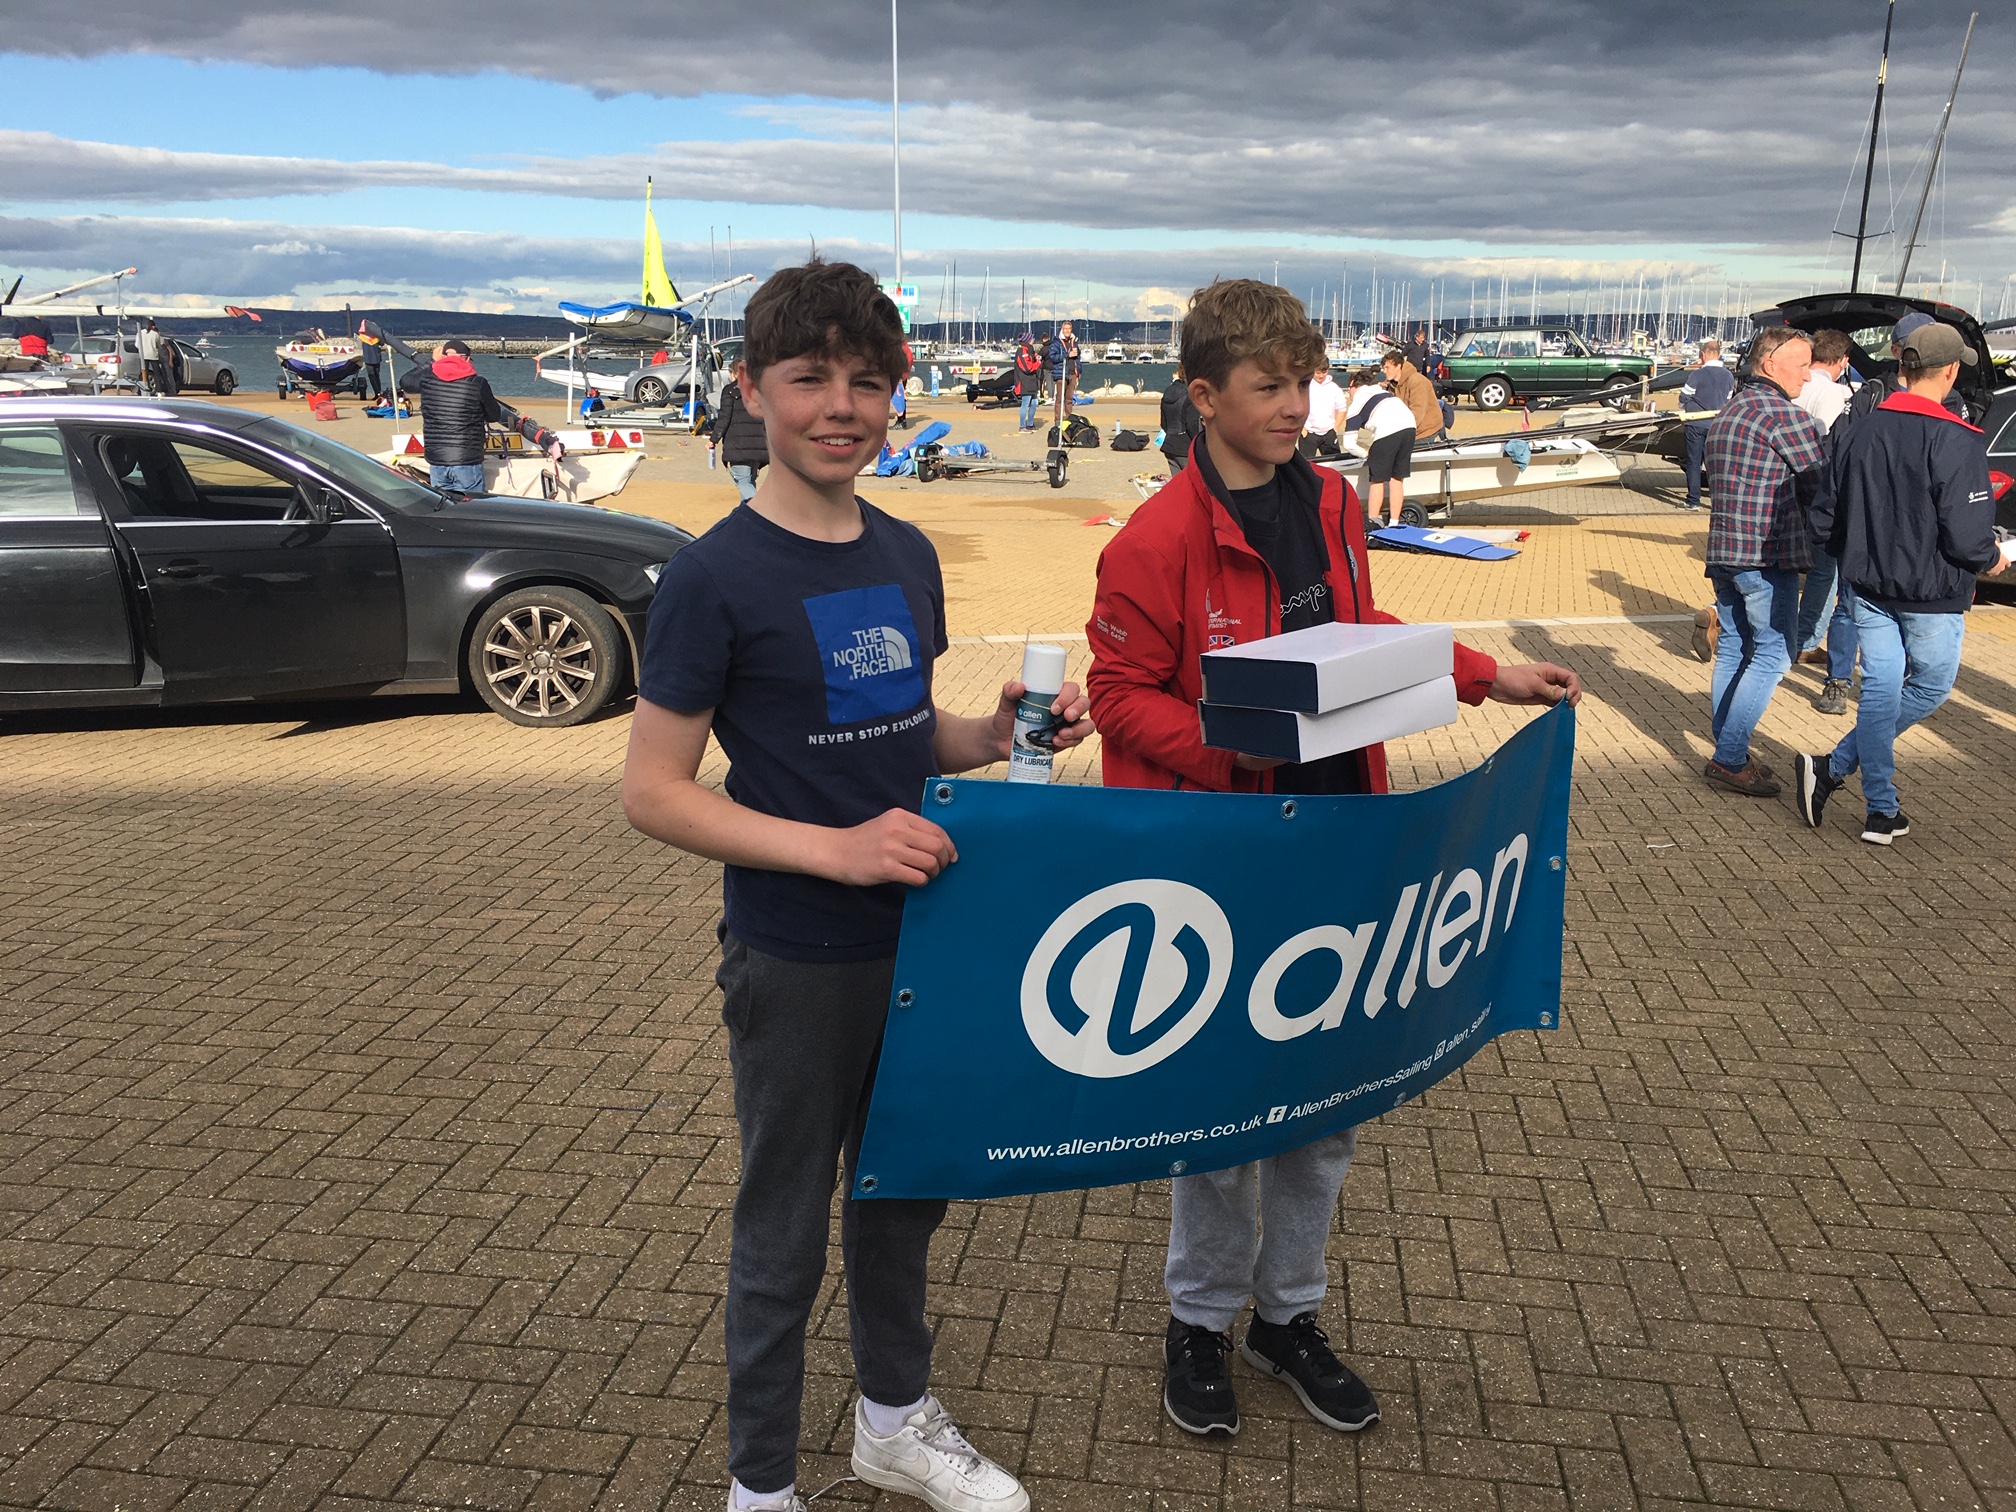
left=913, top=441, right=1070, bottom=489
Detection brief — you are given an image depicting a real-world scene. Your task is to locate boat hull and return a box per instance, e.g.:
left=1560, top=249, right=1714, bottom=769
left=1320, top=437, right=1621, bottom=505
left=558, top=300, right=691, bottom=344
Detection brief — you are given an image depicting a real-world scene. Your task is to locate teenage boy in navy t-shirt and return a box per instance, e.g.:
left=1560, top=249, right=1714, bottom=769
left=624, top=259, right=1091, bottom=1512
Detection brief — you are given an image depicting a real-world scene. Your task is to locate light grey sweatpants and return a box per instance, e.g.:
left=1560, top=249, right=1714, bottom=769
left=1164, top=1128, right=1359, bottom=1332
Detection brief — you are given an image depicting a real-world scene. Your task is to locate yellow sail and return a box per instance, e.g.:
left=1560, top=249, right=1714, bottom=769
left=641, top=177, right=680, bottom=308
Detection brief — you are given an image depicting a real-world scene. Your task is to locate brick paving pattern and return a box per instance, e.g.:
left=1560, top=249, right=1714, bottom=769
left=4, top=442, right=2016, bottom=1509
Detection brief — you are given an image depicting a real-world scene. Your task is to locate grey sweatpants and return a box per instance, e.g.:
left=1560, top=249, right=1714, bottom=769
left=717, top=933, right=948, bottom=1495
left=1164, top=1128, right=1359, bottom=1332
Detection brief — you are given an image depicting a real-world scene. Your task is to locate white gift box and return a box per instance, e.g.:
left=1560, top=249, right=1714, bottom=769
left=1199, top=621, right=1453, bottom=714
left=1200, top=675, right=1458, bottom=762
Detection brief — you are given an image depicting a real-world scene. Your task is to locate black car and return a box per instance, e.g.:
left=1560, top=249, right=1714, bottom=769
left=0, top=398, right=691, bottom=727
left=1758, top=291, right=1998, bottom=425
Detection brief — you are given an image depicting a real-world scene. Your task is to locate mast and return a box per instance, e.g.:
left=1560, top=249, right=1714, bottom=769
left=1895, top=11, right=1977, bottom=295
left=890, top=0, right=902, bottom=285
left=1849, top=0, right=1896, bottom=292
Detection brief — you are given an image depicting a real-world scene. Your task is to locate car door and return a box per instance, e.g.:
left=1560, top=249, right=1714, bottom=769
left=86, top=426, right=405, bottom=702
left=1497, top=331, right=1541, bottom=392
left=1535, top=329, right=1579, bottom=393
left=173, top=341, right=213, bottom=389
left=0, top=423, right=137, bottom=692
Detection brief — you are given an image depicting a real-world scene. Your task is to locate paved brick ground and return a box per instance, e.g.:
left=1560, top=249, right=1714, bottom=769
left=4, top=477, right=2015, bottom=1509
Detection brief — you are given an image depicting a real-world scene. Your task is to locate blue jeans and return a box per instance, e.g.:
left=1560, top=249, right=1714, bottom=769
left=1708, top=566, right=1799, bottom=769
left=1683, top=423, right=1710, bottom=509
left=1019, top=393, right=1038, bottom=429
left=430, top=462, right=485, bottom=493
left=1796, top=550, right=1836, bottom=655
left=729, top=462, right=760, bottom=503
left=1826, top=601, right=1964, bottom=816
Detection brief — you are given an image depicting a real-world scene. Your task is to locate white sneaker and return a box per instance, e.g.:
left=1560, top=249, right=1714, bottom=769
left=850, top=1396, right=1029, bottom=1512
left=724, top=1489, right=803, bottom=1512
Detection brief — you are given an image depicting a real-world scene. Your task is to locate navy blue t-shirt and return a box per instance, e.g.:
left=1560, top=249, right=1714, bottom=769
left=639, top=501, right=948, bottom=962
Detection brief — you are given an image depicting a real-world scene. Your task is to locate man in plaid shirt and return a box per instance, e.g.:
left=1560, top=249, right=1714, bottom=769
left=1702, top=327, right=1827, bottom=796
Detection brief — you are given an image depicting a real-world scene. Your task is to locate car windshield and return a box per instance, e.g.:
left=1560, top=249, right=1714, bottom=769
left=245, top=415, right=443, bottom=513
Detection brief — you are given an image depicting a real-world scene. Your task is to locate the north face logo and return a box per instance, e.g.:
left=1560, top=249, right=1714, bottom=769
left=803, top=585, right=928, bottom=724
left=834, top=625, right=914, bottom=678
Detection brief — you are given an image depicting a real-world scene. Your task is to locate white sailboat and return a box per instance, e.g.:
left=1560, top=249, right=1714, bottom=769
left=557, top=179, right=695, bottom=345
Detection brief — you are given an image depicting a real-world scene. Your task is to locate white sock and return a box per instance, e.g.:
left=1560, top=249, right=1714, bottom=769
left=860, top=1393, right=929, bottom=1437
left=729, top=1478, right=795, bottom=1510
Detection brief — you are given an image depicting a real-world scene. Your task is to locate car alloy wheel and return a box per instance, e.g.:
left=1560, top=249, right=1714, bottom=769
left=1474, top=377, right=1513, bottom=410
left=468, top=585, right=623, bottom=728
left=213, top=370, right=236, bottom=395
left=632, top=375, right=670, bottom=406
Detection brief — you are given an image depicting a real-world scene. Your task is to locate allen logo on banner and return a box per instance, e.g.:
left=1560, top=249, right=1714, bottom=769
left=854, top=703, right=1574, bottom=1199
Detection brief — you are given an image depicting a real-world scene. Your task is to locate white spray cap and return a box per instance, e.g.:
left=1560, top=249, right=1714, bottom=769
left=1020, top=642, right=1068, bottom=696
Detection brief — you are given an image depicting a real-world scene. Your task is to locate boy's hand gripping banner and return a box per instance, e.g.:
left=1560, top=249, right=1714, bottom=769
left=854, top=703, right=1574, bottom=1200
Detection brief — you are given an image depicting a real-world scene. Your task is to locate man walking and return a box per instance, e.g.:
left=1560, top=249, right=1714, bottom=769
left=705, top=367, right=769, bottom=503
left=1701, top=327, right=1827, bottom=796
left=1794, top=322, right=2005, bottom=845
left=1677, top=338, right=1737, bottom=511
left=1793, top=328, right=1857, bottom=709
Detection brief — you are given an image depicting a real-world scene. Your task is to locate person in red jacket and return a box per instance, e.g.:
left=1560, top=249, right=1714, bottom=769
left=1087, top=278, right=1580, bottom=1440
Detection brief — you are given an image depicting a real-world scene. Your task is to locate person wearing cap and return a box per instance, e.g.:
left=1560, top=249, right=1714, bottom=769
left=1699, top=326, right=1828, bottom=797
left=1793, top=321, right=2005, bottom=845
left=399, top=338, right=564, bottom=493
left=1839, top=311, right=1969, bottom=428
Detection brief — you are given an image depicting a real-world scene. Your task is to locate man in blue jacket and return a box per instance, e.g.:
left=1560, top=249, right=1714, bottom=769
left=1677, top=338, right=1737, bottom=511
left=1793, top=322, right=2005, bottom=845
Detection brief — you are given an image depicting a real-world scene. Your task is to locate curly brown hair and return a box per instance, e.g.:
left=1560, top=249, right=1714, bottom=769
left=743, top=258, right=910, bottom=387
left=1179, top=279, right=1326, bottom=390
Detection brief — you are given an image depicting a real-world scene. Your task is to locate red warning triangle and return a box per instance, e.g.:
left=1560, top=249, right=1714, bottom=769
left=403, top=434, right=425, bottom=455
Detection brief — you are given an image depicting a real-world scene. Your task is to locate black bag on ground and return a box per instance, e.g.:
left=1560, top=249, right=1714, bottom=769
left=1111, top=428, right=1149, bottom=452
left=1047, top=415, right=1101, bottom=448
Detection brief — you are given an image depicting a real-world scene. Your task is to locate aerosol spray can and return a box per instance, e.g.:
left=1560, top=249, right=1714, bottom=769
left=1007, top=643, right=1069, bottom=784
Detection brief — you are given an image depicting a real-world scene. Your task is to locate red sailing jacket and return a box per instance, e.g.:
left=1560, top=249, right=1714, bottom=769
left=1087, top=433, right=1499, bottom=794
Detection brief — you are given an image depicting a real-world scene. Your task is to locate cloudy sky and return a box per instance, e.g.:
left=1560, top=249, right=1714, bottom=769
left=4, top=0, right=2012, bottom=325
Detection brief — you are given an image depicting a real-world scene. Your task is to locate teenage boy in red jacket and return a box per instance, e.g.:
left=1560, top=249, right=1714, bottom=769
left=1087, top=278, right=1580, bottom=1438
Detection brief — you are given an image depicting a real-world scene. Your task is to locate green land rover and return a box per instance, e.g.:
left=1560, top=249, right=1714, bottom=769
left=1441, top=327, right=1656, bottom=410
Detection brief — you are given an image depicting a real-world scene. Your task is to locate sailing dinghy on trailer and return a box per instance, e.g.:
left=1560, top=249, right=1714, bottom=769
left=541, top=180, right=753, bottom=416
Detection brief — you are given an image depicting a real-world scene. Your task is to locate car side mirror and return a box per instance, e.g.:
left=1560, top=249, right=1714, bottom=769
left=297, top=484, right=345, bottom=524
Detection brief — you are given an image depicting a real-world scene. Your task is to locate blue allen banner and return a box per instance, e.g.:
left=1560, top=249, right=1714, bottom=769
left=853, top=702, right=1574, bottom=1200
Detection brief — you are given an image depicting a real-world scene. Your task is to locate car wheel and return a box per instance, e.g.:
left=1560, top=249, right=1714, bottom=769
left=468, top=586, right=624, bottom=728
left=1603, top=373, right=1642, bottom=409
left=213, top=369, right=237, bottom=396
left=1473, top=376, right=1513, bottom=411
left=632, top=375, right=670, bottom=406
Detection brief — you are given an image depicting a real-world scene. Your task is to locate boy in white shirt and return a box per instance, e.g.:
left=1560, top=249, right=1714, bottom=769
left=1341, top=367, right=1418, bottom=528
left=1302, top=365, right=1347, bottom=454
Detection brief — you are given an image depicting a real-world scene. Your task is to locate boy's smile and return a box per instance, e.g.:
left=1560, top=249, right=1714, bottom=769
left=746, top=350, right=895, bottom=489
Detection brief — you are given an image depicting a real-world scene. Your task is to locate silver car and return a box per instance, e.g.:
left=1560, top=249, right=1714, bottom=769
left=68, top=334, right=239, bottom=395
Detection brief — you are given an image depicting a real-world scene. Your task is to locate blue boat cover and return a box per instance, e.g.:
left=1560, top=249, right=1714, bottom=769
left=558, top=299, right=693, bottom=327
left=876, top=420, right=951, bottom=476
left=1368, top=525, right=1520, bottom=560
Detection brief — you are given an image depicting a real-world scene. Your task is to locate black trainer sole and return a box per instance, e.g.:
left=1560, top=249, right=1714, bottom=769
left=1162, top=1384, right=1239, bottom=1437
left=1238, top=1343, right=1379, bottom=1432
left=1794, top=753, right=1827, bottom=829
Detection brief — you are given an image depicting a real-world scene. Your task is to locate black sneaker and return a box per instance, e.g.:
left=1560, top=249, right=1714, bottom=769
left=1794, top=752, right=1840, bottom=829
left=1241, top=1312, right=1379, bottom=1432
left=1164, top=1318, right=1240, bottom=1436
left=1861, top=810, right=1911, bottom=845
